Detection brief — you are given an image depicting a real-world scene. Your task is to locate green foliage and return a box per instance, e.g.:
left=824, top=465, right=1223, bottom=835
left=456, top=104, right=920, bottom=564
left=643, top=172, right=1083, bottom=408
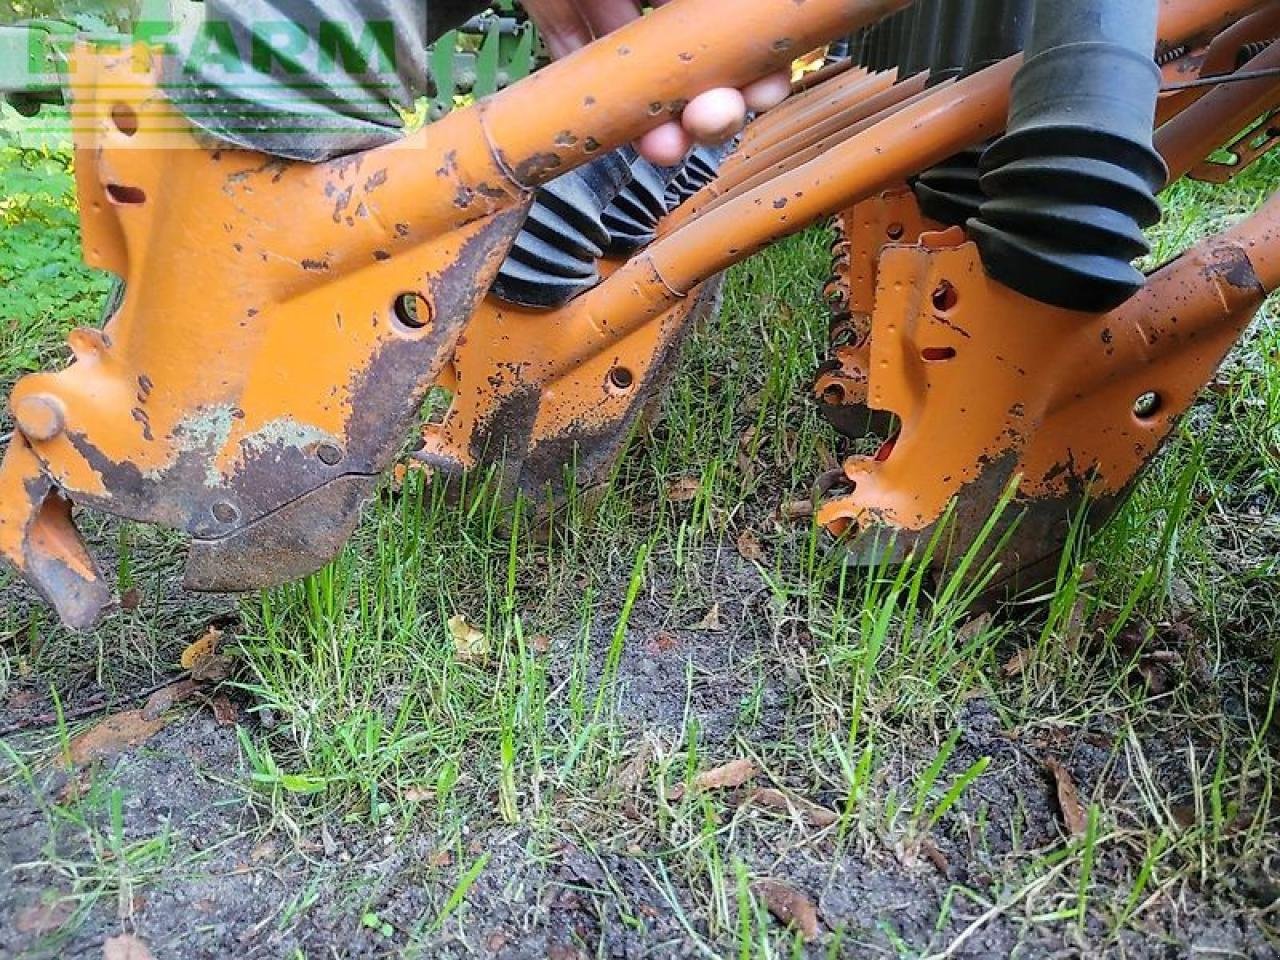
left=0, top=1, right=139, bottom=31
left=0, top=145, right=111, bottom=390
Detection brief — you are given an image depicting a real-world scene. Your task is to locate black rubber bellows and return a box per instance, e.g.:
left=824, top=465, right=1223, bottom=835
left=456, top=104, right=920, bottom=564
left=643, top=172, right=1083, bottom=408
left=914, top=0, right=1033, bottom=227
left=491, top=150, right=634, bottom=309
left=969, top=0, right=1168, bottom=313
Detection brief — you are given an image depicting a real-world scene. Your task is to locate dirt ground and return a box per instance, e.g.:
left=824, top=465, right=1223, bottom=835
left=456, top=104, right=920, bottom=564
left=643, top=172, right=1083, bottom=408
left=3, top=534, right=1277, bottom=959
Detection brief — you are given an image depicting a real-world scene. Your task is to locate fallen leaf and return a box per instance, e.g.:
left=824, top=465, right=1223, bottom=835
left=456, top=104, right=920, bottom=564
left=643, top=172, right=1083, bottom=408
left=68, top=709, right=170, bottom=767
left=142, top=679, right=199, bottom=721
left=694, top=758, right=757, bottom=791
left=15, top=898, right=72, bottom=935
left=918, top=836, right=951, bottom=876
left=667, top=476, right=701, bottom=502
left=748, top=787, right=838, bottom=827
left=1002, top=646, right=1035, bottom=678
left=209, top=693, right=238, bottom=727
left=752, top=879, right=820, bottom=941
left=1062, top=594, right=1089, bottom=655
left=957, top=612, right=993, bottom=645
left=647, top=631, right=679, bottom=654
left=609, top=742, right=654, bottom=795
left=779, top=499, right=814, bottom=521
left=103, top=933, right=154, bottom=960
left=693, top=603, right=724, bottom=632
left=404, top=785, right=434, bottom=803
left=529, top=634, right=552, bottom=654
left=119, top=587, right=141, bottom=612
left=1045, top=758, right=1087, bottom=838
left=180, top=627, right=222, bottom=670
left=448, top=615, right=490, bottom=662
left=190, top=654, right=232, bottom=684
left=429, top=848, right=453, bottom=867
left=736, top=529, right=765, bottom=562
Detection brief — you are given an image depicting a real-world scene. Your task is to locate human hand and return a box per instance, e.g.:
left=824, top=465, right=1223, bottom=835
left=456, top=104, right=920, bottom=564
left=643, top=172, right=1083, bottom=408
left=523, top=0, right=792, bottom=165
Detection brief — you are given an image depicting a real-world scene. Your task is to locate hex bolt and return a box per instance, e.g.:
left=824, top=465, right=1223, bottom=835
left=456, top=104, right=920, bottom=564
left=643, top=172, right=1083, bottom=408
left=211, top=502, right=239, bottom=525
left=1132, top=391, right=1161, bottom=419
left=316, top=442, right=344, bottom=466
left=13, top=394, right=66, bottom=441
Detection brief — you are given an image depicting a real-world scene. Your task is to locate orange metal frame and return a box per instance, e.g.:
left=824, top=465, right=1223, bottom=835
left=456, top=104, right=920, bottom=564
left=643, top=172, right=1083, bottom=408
left=1, top=0, right=1276, bottom=627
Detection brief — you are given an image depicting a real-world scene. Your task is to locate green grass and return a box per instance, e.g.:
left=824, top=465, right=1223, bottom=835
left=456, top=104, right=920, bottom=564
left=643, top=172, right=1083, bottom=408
left=0, top=133, right=1277, bottom=956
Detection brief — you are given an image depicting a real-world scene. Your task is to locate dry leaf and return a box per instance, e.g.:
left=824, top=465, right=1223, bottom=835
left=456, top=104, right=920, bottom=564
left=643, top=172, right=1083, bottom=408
left=918, top=836, right=951, bottom=876
left=752, top=879, right=820, bottom=941
left=610, top=742, right=655, bottom=795
left=6, top=689, right=39, bottom=710
left=142, top=679, right=199, bottom=721
left=667, top=476, right=701, bottom=502
left=102, top=933, right=154, bottom=960
left=529, top=634, right=552, bottom=654
left=736, top=529, right=765, bottom=562
left=957, top=612, right=993, bottom=644
left=15, top=899, right=72, bottom=935
left=119, top=587, right=141, bottom=612
left=448, top=615, right=490, bottom=662
left=647, top=631, right=679, bottom=654
left=1062, top=593, right=1089, bottom=655
left=190, top=654, right=232, bottom=684
left=209, top=693, right=238, bottom=727
left=1002, top=646, right=1034, bottom=678
left=695, top=758, right=758, bottom=791
left=693, top=603, right=724, bottom=632
left=180, top=627, right=222, bottom=670
left=748, top=787, right=838, bottom=827
left=1045, top=758, right=1087, bottom=837
left=68, top=709, right=170, bottom=767
left=404, top=785, right=435, bottom=804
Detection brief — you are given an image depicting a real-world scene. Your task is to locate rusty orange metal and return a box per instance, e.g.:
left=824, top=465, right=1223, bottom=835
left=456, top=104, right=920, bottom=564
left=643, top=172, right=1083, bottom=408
left=1, top=0, right=1275, bottom=628
left=816, top=195, right=1279, bottom=587
left=0, top=0, right=916, bottom=626
left=813, top=187, right=940, bottom=440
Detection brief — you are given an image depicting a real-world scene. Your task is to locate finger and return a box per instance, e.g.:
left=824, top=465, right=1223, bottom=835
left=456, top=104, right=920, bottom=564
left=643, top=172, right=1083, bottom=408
left=577, top=0, right=644, bottom=37
left=681, top=88, right=747, bottom=146
left=742, top=71, right=792, bottom=113
left=523, top=0, right=594, bottom=58
left=637, top=121, right=692, bottom=166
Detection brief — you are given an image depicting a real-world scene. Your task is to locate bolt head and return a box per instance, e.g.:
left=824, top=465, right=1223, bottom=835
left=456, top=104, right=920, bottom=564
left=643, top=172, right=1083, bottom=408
left=316, top=442, right=344, bottom=466
left=1133, top=391, right=1161, bottom=419
left=211, top=501, right=239, bottom=525
left=13, top=394, right=66, bottom=441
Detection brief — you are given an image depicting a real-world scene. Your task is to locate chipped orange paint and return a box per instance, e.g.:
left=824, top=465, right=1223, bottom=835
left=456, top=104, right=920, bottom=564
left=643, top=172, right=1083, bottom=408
left=0, top=0, right=1274, bottom=627
left=816, top=196, right=1280, bottom=549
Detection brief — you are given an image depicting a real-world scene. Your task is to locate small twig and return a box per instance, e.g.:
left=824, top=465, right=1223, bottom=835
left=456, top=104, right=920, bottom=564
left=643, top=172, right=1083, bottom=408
left=0, top=671, right=191, bottom=739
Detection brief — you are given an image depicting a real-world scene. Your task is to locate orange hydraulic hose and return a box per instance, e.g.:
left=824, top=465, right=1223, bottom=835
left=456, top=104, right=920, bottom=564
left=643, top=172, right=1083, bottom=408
left=1157, top=40, right=1280, bottom=182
